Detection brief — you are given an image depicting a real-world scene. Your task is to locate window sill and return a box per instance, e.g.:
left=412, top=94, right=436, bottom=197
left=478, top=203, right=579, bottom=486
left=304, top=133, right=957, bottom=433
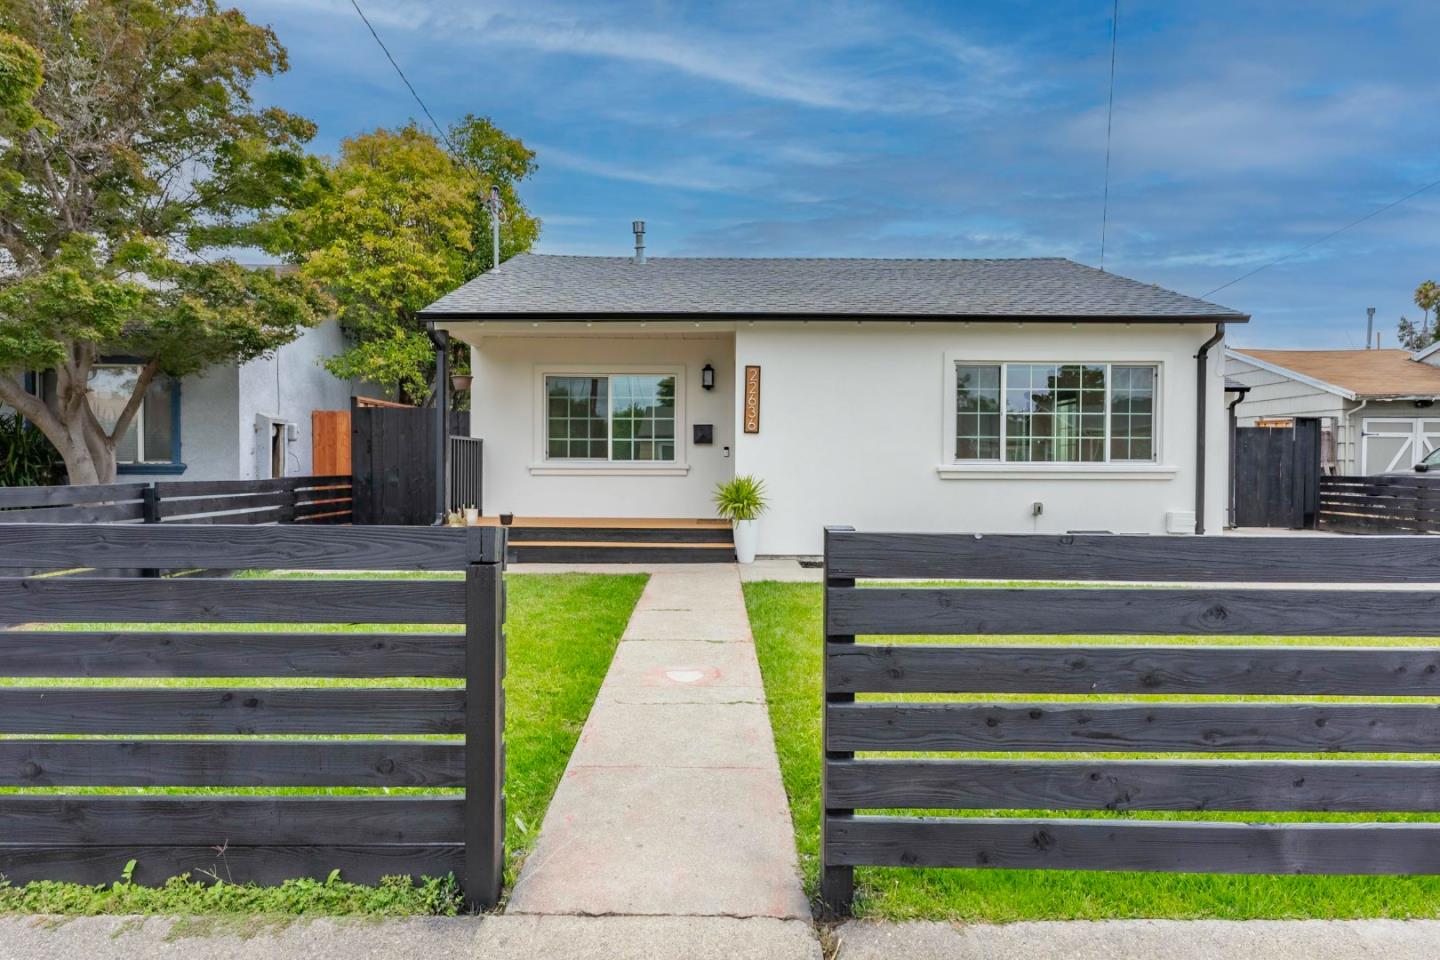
left=117, top=462, right=188, bottom=476
left=936, top=463, right=1177, bottom=480
left=529, top=462, right=691, bottom=478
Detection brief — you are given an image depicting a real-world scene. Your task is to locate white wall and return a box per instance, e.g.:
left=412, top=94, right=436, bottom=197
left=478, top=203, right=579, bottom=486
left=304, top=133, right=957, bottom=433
left=733, top=322, right=1230, bottom=555
left=466, top=331, right=735, bottom=518
left=234, top=318, right=354, bottom=479
left=175, top=363, right=240, bottom=482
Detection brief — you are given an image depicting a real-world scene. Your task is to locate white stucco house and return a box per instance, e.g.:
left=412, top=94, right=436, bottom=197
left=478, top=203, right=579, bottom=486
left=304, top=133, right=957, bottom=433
left=421, top=231, right=1247, bottom=556
left=22, top=316, right=355, bottom=482
left=1226, top=345, right=1440, bottom=475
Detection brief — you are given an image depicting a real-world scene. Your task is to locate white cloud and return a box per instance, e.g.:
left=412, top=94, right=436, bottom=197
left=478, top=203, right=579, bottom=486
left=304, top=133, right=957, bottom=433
left=536, top=144, right=770, bottom=193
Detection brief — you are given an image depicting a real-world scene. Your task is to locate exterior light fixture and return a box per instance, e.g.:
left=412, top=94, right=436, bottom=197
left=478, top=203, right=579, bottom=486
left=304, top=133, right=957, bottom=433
left=701, top=363, right=716, bottom=391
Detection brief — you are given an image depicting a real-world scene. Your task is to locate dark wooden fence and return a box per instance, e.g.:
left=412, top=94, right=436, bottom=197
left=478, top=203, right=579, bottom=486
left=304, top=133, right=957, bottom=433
left=1232, top=419, right=1321, bottom=528
left=351, top=403, right=467, bottom=526
left=819, top=526, right=1440, bottom=915
left=0, top=524, right=506, bottom=907
left=0, top=476, right=352, bottom=525
left=1318, top=474, right=1440, bottom=534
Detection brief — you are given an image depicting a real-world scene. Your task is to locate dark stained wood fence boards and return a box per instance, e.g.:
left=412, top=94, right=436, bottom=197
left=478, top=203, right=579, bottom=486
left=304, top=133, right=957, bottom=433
left=0, top=476, right=353, bottom=527
left=1232, top=420, right=1321, bottom=529
left=0, top=524, right=506, bottom=908
left=0, top=482, right=149, bottom=524
left=350, top=403, right=468, bottom=526
left=1319, top=474, right=1440, bottom=535
left=819, top=526, right=1440, bottom=916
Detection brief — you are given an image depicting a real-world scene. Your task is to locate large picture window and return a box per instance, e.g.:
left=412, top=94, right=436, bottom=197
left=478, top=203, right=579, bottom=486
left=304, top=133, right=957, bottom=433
left=546, top=373, right=676, bottom=462
left=955, top=362, right=1156, bottom=464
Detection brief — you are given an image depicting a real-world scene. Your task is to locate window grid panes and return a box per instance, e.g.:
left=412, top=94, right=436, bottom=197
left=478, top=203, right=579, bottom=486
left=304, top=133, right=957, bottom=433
left=954, top=362, right=1157, bottom=464
left=1109, top=365, right=1156, bottom=462
left=546, top=376, right=609, bottom=460
left=545, top=374, right=677, bottom=462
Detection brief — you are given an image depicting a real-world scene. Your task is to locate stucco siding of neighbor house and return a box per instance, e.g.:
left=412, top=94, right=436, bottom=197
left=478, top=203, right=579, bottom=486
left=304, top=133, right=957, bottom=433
left=468, top=331, right=736, bottom=520
left=732, top=322, right=1230, bottom=556
left=173, top=362, right=241, bottom=482
left=235, top=318, right=354, bottom=480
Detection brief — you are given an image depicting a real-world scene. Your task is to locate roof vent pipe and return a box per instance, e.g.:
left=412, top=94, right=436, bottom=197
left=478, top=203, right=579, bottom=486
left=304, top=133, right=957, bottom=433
left=632, top=220, right=646, bottom=264
left=1366, top=307, right=1376, bottom=349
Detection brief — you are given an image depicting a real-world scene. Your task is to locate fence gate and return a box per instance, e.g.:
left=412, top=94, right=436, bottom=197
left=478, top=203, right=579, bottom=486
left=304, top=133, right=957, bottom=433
left=820, top=526, right=1440, bottom=916
left=350, top=401, right=468, bottom=525
left=0, top=523, right=506, bottom=908
left=1232, top=418, right=1320, bottom=528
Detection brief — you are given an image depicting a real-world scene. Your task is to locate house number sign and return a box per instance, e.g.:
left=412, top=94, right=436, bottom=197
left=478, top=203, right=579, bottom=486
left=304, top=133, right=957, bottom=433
left=743, top=365, right=761, bottom=434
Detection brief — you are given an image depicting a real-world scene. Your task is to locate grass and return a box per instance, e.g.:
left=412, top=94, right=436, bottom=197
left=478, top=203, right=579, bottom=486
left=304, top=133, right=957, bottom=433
left=744, top=580, right=1440, bottom=922
left=0, top=571, right=647, bottom=917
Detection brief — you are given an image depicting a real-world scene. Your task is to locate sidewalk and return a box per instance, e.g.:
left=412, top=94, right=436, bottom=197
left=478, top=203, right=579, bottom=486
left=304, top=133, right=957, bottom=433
left=505, top=565, right=812, bottom=923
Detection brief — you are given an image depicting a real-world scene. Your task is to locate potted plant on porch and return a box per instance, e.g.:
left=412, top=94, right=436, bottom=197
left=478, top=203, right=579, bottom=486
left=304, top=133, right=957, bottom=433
left=714, top=475, right=768, bottom=564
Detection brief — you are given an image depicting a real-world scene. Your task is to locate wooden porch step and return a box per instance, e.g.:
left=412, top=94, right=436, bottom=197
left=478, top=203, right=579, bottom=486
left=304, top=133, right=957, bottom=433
left=508, top=543, right=735, bottom=564
left=471, top=517, right=735, bottom=563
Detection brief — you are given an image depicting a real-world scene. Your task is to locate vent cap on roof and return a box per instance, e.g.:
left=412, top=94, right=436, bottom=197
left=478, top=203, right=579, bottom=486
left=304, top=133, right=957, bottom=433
left=632, top=220, right=646, bottom=264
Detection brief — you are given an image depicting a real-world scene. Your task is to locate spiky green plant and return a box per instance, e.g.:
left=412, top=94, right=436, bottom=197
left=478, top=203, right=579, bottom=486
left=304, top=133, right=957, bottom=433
left=713, top=474, right=768, bottom=522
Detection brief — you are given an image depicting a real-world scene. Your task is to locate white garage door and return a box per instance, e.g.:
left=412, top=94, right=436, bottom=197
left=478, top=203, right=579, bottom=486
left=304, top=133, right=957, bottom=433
left=1361, top=418, right=1440, bottom=474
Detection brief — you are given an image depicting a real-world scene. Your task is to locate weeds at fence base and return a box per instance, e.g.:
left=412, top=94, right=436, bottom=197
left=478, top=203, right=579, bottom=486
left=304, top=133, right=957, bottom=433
left=0, top=870, right=463, bottom=924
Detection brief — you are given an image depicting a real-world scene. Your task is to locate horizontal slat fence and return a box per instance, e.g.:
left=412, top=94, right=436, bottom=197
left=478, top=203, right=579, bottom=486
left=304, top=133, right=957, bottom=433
left=0, top=523, right=505, bottom=908
left=819, top=526, right=1440, bottom=916
left=1318, top=474, right=1440, bottom=534
left=0, top=475, right=352, bottom=527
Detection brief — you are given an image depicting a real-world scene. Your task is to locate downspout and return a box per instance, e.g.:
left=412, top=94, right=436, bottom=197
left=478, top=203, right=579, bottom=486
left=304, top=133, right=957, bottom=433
left=429, top=327, right=450, bottom=525
left=1225, top=386, right=1250, bottom=528
left=1194, top=323, right=1226, bottom=535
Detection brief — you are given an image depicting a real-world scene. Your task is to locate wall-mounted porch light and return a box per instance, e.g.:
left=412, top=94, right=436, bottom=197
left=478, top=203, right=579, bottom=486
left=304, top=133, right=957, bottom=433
left=701, top=363, right=716, bottom=391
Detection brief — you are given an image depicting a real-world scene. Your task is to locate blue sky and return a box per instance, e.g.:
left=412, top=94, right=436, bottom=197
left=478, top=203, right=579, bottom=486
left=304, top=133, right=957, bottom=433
left=235, top=0, right=1440, bottom=348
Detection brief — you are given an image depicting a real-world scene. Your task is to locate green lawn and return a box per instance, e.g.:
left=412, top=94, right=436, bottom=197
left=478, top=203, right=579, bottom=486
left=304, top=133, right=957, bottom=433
left=0, top=571, right=646, bottom=916
left=744, top=580, right=1440, bottom=922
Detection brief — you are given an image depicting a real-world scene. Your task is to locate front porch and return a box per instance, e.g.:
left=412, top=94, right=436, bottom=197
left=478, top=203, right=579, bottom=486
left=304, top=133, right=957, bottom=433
left=472, top=516, right=735, bottom=563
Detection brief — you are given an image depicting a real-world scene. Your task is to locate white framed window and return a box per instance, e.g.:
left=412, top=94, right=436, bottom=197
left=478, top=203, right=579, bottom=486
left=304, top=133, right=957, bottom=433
left=952, top=361, right=1158, bottom=464
left=542, top=370, right=679, bottom=463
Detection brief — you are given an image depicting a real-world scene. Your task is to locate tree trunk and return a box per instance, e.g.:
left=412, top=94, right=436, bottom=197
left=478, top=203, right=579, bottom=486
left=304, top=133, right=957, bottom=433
left=0, top=357, right=124, bottom=487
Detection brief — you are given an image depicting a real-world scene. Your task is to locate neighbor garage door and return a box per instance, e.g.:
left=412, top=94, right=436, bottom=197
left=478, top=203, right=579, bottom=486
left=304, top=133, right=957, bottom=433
left=1360, top=418, right=1440, bottom=474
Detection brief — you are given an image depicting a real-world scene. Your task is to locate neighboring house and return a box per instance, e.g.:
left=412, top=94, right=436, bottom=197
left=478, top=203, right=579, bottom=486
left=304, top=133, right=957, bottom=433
left=420, top=227, right=1247, bottom=555
left=24, top=316, right=355, bottom=482
left=1225, top=346, right=1440, bottom=475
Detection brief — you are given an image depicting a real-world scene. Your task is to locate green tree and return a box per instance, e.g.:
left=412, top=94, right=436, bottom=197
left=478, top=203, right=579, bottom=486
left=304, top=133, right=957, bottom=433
left=0, top=1, right=329, bottom=485
left=1399, top=281, right=1440, bottom=352
left=276, top=118, right=538, bottom=403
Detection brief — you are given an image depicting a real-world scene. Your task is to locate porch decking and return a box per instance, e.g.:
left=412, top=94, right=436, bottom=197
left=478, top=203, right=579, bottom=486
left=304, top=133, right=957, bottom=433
left=471, top=517, right=736, bottom=563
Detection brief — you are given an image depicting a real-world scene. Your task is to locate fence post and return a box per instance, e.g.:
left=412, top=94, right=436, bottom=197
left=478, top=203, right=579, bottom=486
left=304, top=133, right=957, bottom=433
left=819, top=524, right=856, bottom=916
left=279, top=483, right=297, bottom=525
left=140, top=484, right=161, bottom=578
left=463, top=525, right=506, bottom=910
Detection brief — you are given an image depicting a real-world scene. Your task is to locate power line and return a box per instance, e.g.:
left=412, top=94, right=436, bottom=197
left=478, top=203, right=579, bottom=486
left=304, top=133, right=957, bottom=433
left=1201, top=174, right=1440, bottom=299
left=347, top=0, right=457, bottom=154
left=1098, top=0, right=1120, bottom=271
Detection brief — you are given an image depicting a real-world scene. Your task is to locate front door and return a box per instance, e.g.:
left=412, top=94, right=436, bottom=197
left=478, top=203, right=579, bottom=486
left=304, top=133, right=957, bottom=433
left=1360, top=418, right=1440, bottom=474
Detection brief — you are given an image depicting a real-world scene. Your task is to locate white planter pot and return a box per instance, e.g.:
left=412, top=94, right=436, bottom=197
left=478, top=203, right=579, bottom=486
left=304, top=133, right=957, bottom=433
left=733, top=519, right=759, bottom=564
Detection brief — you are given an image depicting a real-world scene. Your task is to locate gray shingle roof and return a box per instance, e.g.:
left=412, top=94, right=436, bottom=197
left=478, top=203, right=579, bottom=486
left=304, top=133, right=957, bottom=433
left=419, top=254, right=1247, bottom=321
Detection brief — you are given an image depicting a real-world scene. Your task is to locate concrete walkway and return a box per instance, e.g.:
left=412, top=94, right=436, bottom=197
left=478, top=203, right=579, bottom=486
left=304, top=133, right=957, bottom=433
left=506, top=565, right=812, bottom=924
